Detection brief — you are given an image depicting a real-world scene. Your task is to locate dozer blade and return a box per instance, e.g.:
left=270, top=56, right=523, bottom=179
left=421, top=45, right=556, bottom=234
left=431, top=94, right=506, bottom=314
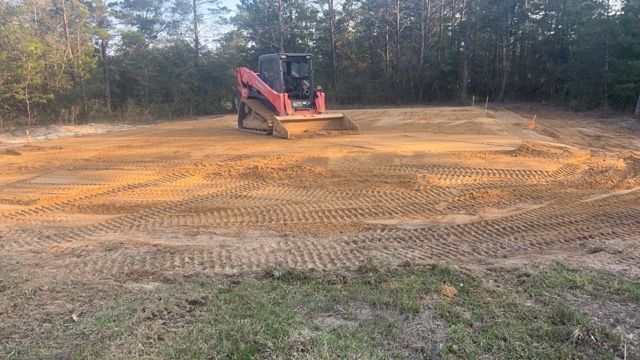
left=272, top=113, right=360, bottom=139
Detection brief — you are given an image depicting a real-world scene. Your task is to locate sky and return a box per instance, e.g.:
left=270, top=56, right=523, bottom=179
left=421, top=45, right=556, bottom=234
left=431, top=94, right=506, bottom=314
left=221, top=0, right=239, bottom=10
left=198, top=0, right=239, bottom=47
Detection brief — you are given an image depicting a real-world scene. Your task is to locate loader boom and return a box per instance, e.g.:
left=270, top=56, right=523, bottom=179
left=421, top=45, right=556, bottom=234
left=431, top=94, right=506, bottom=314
left=236, top=67, right=294, bottom=117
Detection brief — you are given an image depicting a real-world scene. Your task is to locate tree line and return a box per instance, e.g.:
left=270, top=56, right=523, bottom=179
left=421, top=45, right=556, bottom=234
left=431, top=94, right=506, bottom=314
left=1, top=0, right=639, bottom=127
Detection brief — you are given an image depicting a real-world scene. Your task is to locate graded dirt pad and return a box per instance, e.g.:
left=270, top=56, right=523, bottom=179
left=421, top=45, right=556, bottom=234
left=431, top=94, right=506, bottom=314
left=1, top=106, right=639, bottom=280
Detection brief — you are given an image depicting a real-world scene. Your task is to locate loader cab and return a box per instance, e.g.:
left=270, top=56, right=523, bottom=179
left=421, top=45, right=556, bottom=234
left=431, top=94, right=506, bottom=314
left=259, top=53, right=315, bottom=109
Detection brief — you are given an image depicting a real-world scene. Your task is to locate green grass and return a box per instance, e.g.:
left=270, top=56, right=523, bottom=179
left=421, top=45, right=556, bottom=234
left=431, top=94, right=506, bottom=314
left=1, top=263, right=637, bottom=359
left=525, top=263, right=640, bottom=304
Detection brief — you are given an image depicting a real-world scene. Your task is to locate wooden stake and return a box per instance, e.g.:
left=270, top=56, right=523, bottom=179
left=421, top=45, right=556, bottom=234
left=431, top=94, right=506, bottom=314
left=471, top=95, right=475, bottom=106
left=529, top=114, right=537, bottom=129
left=484, top=96, right=489, bottom=110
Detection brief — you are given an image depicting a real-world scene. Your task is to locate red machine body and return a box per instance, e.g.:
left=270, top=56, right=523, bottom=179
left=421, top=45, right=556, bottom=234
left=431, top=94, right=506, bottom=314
left=234, top=53, right=358, bottom=139
left=235, top=67, right=326, bottom=117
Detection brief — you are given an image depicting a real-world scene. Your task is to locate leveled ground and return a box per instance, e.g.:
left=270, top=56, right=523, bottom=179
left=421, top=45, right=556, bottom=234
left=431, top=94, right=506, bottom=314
left=1, top=106, right=639, bottom=358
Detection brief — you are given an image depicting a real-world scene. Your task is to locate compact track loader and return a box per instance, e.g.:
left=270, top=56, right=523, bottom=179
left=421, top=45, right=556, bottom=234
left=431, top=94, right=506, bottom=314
left=235, top=53, right=359, bottom=139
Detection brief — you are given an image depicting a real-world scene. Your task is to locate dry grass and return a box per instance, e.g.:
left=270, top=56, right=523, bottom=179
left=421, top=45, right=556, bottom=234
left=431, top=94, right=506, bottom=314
left=1, top=261, right=637, bottom=359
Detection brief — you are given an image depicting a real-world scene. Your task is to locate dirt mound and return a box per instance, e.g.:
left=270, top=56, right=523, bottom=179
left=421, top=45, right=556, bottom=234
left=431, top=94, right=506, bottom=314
left=241, top=162, right=327, bottom=182
left=0, top=123, right=136, bottom=146
left=578, top=155, right=640, bottom=190
left=509, top=142, right=572, bottom=159
left=623, top=154, right=640, bottom=176
left=205, top=156, right=327, bottom=182
left=620, top=155, right=640, bottom=188
left=344, top=107, right=502, bottom=135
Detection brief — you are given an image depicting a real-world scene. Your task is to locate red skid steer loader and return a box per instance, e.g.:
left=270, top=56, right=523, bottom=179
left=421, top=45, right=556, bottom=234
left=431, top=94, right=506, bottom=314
left=235, top=53, right=359, bottom=139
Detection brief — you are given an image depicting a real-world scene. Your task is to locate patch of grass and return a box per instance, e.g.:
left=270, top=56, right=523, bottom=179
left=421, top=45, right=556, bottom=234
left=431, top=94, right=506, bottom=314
left=526, top=262, right=640, bottom=304
left=0, top=261, right=17, bottom=294
left=435, top=282, right=623, bottom=359
left=586, top=245, right=606, bottom=254
left=134, top=264, right=461, bottom=359
left=70, top=304, right=138, bottom=357
left=102, top=243, right=122, bottom=252
left=0, top=272, right=10, bottom=293
left=1, top=263, right=636, bottom=359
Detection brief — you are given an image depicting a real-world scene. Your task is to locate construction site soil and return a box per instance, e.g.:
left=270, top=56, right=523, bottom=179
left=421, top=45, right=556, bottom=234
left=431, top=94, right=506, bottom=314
left=1, top=106, right=640, bottom=280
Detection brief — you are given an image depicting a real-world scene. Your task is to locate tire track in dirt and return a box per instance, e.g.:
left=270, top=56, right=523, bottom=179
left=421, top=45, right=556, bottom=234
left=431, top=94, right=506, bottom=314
left=0, top=172, right=583, bottom=251
left=28, top=188, right=640, bottom=277
left=3, top=109, right=639, bottom=279
left=380, top=164, right=552, bottom=179
left=0, top=154, right=243, bottom=221
left=0, top=180, right=454, bottom=247
left=378, top=161, right=587, bottom=187
left=125, top=185, right=459, bottom=231
left=141, top=181, right=577, bottom=232
left=0, top=157, right=245, bottom=221
left=61, top=206, right=637, bottom=277
left=0, top=180, right=269, bottom=249
left=0, top=169, right=196, bottom=222
left=2, top=132, right=637, bottom=277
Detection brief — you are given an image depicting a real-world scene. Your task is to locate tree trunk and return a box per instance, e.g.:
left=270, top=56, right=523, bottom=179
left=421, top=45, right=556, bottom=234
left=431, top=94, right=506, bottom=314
left=419, top=0, right=430, bottom=69
left=61, top=0, right=78, bottom=88
left=328, top=0, right=338, bottom=101
left=192, top=0, right=200, bottom=58
left=437, top=0, right=443, bottom=64
left=635, top=93, right=640, bottom=119
left=419, top=0, right=425, bottom=70
left=60, top=0, right=72, bottom=59
left=75, top=13, right=88, bottom=117
left=603, top=0, right=610, bottom=108
left=419, top=0, right=425, bottom=102
left=384, top=0, right=390, bottom=73
left=63, top=0, right=86, bottom=118
left=498, top=41, right=509, bottom=102
left=278, top=0, right=285, bottom=52
left=498, top=6, right=514, bottom=103
left=461, top=0, right=473, bottom=103
left=100, top=39, right=112, bottom=113
left=367, top=18, right=376, bottom=71
left=144, top=67, right=150, bottom=109
left=418, top=0, right=430, bottom=102
left=25, top=85, right=32, bottom=128
left=60, top=0, right=78, bottom=85
left=394, top=0, right=401, bottom=69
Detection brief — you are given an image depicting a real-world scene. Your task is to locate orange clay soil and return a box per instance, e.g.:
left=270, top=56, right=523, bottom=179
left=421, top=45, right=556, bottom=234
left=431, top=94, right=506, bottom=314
left=1, top=106, right=639, bottom=280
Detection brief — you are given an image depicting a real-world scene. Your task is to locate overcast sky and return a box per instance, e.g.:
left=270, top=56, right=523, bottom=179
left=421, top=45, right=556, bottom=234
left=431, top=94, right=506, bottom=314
left=221, top=0, right=238, bottom=10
